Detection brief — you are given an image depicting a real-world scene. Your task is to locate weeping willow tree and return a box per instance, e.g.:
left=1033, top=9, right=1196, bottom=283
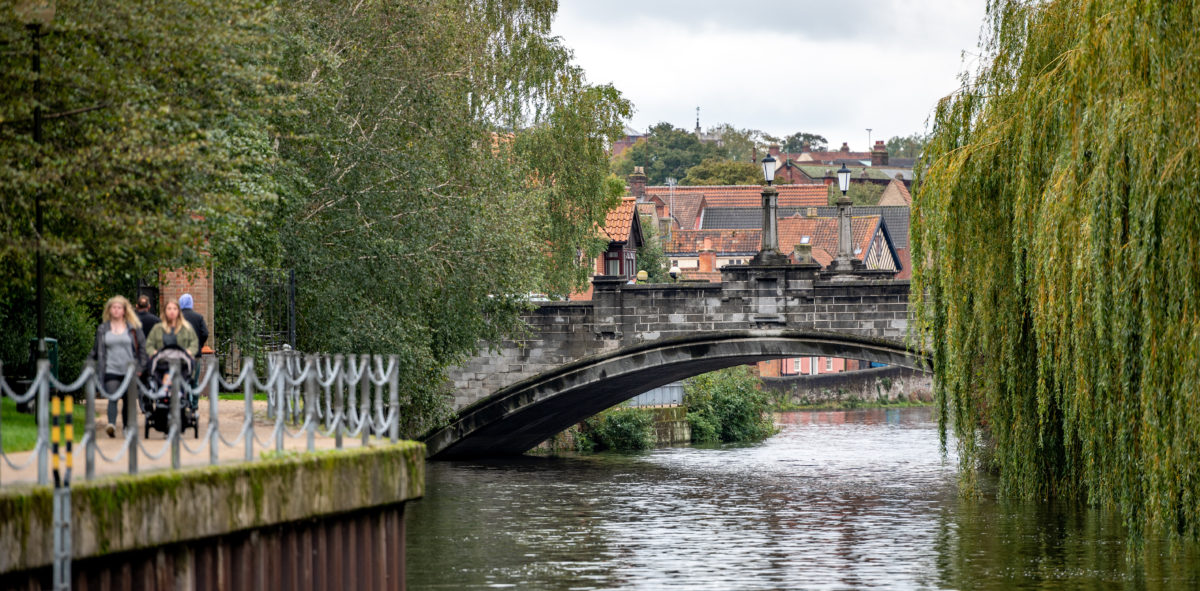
left=914, top=0, right=1200, bottom=536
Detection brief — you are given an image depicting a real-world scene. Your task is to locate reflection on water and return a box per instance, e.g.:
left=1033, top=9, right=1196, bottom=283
left=406, top=407, right=1200, bottom=590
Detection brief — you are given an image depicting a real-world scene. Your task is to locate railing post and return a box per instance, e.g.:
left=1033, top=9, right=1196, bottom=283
left=334, top=356, right=345, bottom=450
left=209, top=365, right=219, bottom=466
left=84, top=361, right=96, bottom=480
left=305, top=360, right=316, bottom=452
left=307, top=355, right=323, bottom=448
left=388, top=355, right=399, bottom=443
left=265, top=354, right=275, bottom=421
left=360, top=355, right=371, bottom=445
left=275, top=357, right=285, bottom=454
left=244, top=357, right=254, bottom=462
left=126, top=362, right=138, bottom=475
left=169, top=360, right=181, bottom=470
left=362, top=356, right=372, bottom=447
left=37, top=359, right=50, bottom=485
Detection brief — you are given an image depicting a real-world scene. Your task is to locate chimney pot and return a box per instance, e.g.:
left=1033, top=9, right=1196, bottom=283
left=871, top=141, right=889, bottom=166
left=698, top=237, right=716, bottom=273
left=628, top=167, right=648, bottom=200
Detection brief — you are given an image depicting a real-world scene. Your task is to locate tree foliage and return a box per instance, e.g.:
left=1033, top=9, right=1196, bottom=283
left=1, top=1, right=629, bottom=437
left=610, top=122, right=721, bottom=185
left=913, top=0, right=1200, bottom=536
left=885, top=133, right=927, bottom=158
left=684, top=366, right=775, bottom=443
left=1, top=0, right=283, bottom=373
left=681, top=157, right=762, bottom=186
left=579, top=407, right=656, bottom=452
left=827, top=182, right=885, bottom=206
left=272, top=1, right=629, bottom=435
left=783, top=131, right=828, bottom=153
left=636, top=213, right=669, bottom=283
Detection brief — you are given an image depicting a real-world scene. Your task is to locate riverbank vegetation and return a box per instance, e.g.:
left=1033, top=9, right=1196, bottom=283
left=1, top=1, right=628, bottom=437
left=913, top=0, right=1200, bottom=536
left=576, top=407, right=656, bottom=453
left=684, top=367, right=775, bottom=443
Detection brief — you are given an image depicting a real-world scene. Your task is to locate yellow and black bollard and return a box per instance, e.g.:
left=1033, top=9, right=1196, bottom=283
left=51, top=391, right=73, bottom=590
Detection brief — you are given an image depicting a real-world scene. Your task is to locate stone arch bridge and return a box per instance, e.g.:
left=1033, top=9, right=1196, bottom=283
left=426, top=264, right=926, bottom=459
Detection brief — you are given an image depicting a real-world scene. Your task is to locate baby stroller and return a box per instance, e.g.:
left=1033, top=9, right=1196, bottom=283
left=142, top=345, right=200, bottom=439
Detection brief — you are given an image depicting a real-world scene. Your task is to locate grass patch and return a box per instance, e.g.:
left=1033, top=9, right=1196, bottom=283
left=217, top=392, right=270, bottom=401
left=2, top=396, right=88, bottom=453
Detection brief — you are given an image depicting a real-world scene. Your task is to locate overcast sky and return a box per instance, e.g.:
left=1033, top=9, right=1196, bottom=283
left=551, top=1, right=988, bottom=151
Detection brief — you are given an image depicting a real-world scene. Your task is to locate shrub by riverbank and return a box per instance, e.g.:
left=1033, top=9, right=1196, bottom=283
left=575, top=407, right=656, bottom=452
left=684, top=367, right=775, bottom=443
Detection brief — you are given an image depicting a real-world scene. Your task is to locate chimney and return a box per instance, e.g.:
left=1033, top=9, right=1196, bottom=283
left=840, top=142, right=850, bottom=153
left=768, top=144, right=781, bottom=158
left=698, top=237, right=716, bottom=273
left=628, top=166, right=648, bottom=201
left=871, top=140, right=888, bottom=166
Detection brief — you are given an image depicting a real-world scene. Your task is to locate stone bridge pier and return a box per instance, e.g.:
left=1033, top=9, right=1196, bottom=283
left=429, top=264, right=925, bottom=459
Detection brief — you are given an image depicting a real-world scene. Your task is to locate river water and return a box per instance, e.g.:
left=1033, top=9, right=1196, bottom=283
left=405, top=407, right=1199, bottom=589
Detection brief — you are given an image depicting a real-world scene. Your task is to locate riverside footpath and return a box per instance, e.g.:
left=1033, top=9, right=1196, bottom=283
left=1, top=354, right=425, bottom=591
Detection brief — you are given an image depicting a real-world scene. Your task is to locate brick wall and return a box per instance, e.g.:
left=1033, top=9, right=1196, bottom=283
left=159, top=267, right=215, bottom=352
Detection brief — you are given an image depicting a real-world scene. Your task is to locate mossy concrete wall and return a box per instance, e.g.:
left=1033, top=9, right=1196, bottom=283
left=0, top=441, right=424, bottom=576
left=648, top=406, right=691, bottom=445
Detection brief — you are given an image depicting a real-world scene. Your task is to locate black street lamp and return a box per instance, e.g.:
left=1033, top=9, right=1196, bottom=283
left=750, top=153, right=788, bottom=265
left=830, top=163, right=862, bottom=274
left=16, top=0, right=55, bottom=358
left=837, top=163, right=852, bottom=197
left=761, top=153, right=777, bottom=186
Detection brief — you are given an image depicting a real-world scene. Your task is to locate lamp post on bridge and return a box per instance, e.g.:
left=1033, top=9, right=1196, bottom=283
left=750, top=153, right=790, bottom=266
left=829, top=163, right=865, bottom=275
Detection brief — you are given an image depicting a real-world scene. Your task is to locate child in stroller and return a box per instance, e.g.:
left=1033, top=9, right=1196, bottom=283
left=142, top=344, right=201, bottom=438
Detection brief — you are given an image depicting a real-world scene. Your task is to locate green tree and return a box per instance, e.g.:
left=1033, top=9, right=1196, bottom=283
left=827, top=182, right=885, bottom=206
left=914, top=0, right=1200, bottom=536
left=636, top=213, right=669, bottom=283
left=681, top=158, right=762, bottom=186
left=611, top=122, right=721, bottom=185
left=684, top=366, right=775, bottom=443
left=783, top=131, right=828, bottom=153
left=705, top=123, right=774, bottom=163
left=273, top=1, right=629, bottom=436
left=1, top=1, right=284, bottom=372
left=884, top=133, right=927, bottom=158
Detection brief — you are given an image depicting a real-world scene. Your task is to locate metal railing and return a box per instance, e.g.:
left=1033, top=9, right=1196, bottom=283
left=1, top=353, right=401, bottom=486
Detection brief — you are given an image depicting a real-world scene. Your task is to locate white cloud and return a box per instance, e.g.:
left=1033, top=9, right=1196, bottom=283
left=552, top=1, right=987, bottom=149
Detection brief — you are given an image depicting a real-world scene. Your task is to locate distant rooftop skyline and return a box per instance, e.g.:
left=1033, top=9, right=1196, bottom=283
left=552, top=1, right=988, bottom=149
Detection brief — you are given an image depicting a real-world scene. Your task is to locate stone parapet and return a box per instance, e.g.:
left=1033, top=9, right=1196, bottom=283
left=446, top=276, right=916, bottom=414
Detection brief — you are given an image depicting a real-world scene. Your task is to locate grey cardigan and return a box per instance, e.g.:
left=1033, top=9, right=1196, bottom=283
left=88, top=321, right=150, bottom=377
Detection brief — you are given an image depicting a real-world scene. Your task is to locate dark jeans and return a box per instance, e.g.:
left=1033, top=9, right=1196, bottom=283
left=103, top=373, right=127, bottom=427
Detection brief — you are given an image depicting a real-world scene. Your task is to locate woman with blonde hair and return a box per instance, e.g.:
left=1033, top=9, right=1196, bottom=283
left=146, top=299, right=199, bottom=359
left=88, top=295, right=149, bottom=437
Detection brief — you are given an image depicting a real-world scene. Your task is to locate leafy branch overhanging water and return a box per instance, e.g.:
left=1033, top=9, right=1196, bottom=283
left=913, top=0, right=1200, bottom=537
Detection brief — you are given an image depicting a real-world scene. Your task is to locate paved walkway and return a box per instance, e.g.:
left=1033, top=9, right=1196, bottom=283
left=1, top=399, right=389, bottom=487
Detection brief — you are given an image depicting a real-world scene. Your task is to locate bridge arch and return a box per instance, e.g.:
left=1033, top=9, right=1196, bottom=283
left=424, top=329, right=929, bottom=459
